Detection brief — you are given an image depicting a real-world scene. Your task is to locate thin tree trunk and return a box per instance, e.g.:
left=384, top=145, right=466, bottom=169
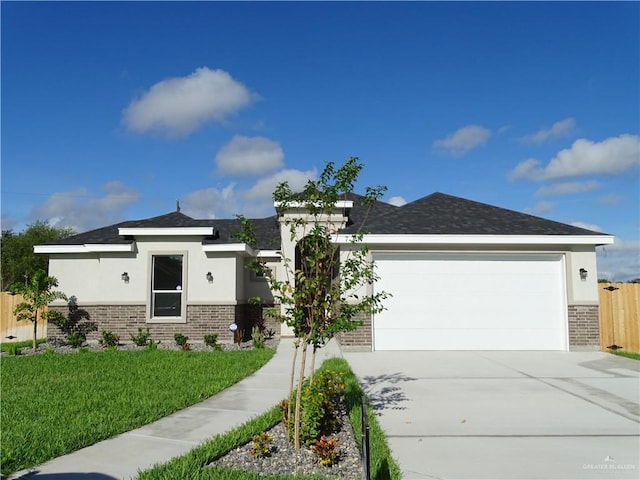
left=294, top=338, right=309, bottom=449
left=287, top=340, right=299, bottom=427
left=310, top=344, right=317, bottom=381
left=32, top=310, right=38, bottom=350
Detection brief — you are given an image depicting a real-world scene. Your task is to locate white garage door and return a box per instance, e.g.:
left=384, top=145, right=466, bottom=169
left=373, top=253, right=567, bottom=351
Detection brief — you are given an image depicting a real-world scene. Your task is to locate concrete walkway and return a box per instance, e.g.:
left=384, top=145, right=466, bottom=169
left=8, top=338, right=343, bottom=480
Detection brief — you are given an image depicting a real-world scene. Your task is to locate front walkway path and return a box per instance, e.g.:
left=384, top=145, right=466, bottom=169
left=8, top=338, right=343, bottom=480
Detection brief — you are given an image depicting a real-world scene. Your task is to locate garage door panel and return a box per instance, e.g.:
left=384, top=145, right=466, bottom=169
left=373, top=253, right=567, bottom=351
left=374, top=328, right=565, bottom=351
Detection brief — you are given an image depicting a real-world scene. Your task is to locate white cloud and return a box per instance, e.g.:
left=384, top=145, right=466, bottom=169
left=243, top=168, right=317, bottom=202
left=525, top=200, right=554, bottom=214
left=1, top=215, right=17, bottom=231
left=523, top=117, right=576, bottom=143
left=181, top=184, right=238, bottom=219
left=122, top=67, right=255, bottom=138
left=388, top=196, right=407, bottom=206
left=509, top=134, right=640, bottom=181
left=433, top=125, right=491, bottom=157
left=535, top=180, right=599, bottom=197
left=180, top=168, right=318, bottom=220
left=597, top=194, right=623, bottom=206
left=597, top=238, right=640, bottom=281
left=29, top=182, right=140, bottom=232
left=507, top=158, right=539, bottom=181
left=570, top=221, right=603, bottom=232
left=215, top=136, right=284, bottom=176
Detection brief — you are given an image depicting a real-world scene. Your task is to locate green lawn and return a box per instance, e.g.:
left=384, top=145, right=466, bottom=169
left=1, top=348, right=274, bottom=475
left=611, top=350, right=640, bottom=361
left=0, top=338, right=47, bottom=353
left=136, top=357, right=402, bottom=480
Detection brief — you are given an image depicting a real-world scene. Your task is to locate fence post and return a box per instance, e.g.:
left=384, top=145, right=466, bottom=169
left=361, top=396, right=370, bottom=480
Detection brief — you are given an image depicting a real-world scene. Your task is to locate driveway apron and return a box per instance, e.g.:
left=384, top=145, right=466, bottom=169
left=342, top=350, right=640, bottom=479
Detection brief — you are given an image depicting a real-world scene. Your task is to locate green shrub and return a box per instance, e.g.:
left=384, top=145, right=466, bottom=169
left=251, top=326, right=265, bottom=349
left=100, top=330, right=119, bottom=348
left=130, top=328, right=151, bottom=347
left=66, top=332, right=84, bottom=348
left=6, top=344, right=21, bottom=356
left=145, top=340, right=158, bottom=351
left=203, top=334, right=218, bottom=348
left=289, top=369, right=346, bottom=446
left=173, top=333, right=188, bottom=347
left=312, top=434, right=341, bottom=466
left=249, top=431, right=273, bottom=458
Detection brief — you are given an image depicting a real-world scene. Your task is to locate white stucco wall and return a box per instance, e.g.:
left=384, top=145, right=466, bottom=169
left=47, top=237, right=242, bottom=306
left=566, top=248, right=600, bottom=304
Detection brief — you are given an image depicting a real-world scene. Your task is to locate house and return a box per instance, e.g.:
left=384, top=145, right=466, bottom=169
left=35, top=192, right=614, bottom=351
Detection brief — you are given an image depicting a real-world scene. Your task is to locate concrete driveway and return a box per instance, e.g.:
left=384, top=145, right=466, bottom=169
left=341, top=350, right=639, bottom=479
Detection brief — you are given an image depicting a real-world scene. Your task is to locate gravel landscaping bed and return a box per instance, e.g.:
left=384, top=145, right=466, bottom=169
left=1, top=337, right=279, bottom=356
left=210, top=409, right=364, bottom=479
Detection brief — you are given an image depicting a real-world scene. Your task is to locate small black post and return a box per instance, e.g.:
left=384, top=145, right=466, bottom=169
left=362, top=396, right=371, bottom=480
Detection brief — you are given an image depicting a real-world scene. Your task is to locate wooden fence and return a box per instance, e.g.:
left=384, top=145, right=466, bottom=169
left=0, top=292, right=48, bottom=342
left=599, top=283, right=640, bottom=353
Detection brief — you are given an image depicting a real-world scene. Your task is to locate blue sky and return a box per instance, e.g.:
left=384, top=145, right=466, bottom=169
left=1, top=1, right=639, bottom=280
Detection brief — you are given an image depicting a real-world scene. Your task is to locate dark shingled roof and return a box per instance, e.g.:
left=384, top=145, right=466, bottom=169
left=45, top=192, right=605, bottom=249
left=49, top=212, right=281, bottom=250
left=342, top=192, right=606, bottom=235
left=202, top=216, right=281, bottom=250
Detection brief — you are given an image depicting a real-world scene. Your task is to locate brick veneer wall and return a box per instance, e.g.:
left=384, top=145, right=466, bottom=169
left=567, top=304, right=600, bottom=350
left=336, top=312, right=372, bottom=350
left=47, top=303, right=281, bottom=344
left=336, top=305, right=602, bottom=352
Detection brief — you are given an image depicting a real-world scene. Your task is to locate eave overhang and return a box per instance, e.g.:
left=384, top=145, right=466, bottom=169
left=202, top=243, right=256, bottom=256
left=118, top=227, right=215, bottom=236
left=34, top=243, right=136, bottom=254
left=332, top=234, right=615, bottom=246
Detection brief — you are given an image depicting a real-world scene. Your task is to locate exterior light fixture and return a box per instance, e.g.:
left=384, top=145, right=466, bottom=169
left=121, top=272, right=130, bottom=283
left=229, top=322, right=241, bottom=346
left=579, top=268, right=588, bottom=281
left=206, top=272, right=214, bottom=283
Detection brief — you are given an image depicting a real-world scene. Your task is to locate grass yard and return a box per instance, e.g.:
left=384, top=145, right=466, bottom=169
left=611, top=350, right=640, bottom=361
left=136, top=357, right=402, bottom=480
left=0, top=338, right=47, bottom=353
left=1, top=348, right=274, bottom=475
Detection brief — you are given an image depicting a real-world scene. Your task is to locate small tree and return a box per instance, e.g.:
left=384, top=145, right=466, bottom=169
left=239, top=157, right=389, bottom=448
left=9, top=269, right=67, bottom=349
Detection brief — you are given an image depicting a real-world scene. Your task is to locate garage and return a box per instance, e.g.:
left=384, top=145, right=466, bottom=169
left=372, top=252, right=568, bottom=351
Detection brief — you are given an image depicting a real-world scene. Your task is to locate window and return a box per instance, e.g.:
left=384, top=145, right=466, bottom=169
left=151, top=255, right=184, bottom=319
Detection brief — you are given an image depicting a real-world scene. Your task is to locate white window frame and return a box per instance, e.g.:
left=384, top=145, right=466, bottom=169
left=147, top=251, right=188, bottom=323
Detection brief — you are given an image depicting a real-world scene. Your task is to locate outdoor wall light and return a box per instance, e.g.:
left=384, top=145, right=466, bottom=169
left=206, top=272, right=214, bottom=283
left=121, top=272, right=130, bottom=283
left=579, top=268, right=588, bottom=281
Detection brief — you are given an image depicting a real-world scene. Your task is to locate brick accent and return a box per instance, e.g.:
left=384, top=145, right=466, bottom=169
left=567, top=304, right=600, bottom=351
left=48, top=303, right=281, bottom=344
left=336, top=312, right=372, bottom=351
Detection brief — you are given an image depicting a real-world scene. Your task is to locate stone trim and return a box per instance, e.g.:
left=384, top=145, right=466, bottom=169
left=567, top=304, right=600, bottom=351
left=47, top=303, right=281, bottom=344
left=336, top=312, right=372, bottom=351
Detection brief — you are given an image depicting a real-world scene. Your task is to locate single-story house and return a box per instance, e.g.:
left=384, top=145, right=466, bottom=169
left=35, top=192, right=614, bottom=351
